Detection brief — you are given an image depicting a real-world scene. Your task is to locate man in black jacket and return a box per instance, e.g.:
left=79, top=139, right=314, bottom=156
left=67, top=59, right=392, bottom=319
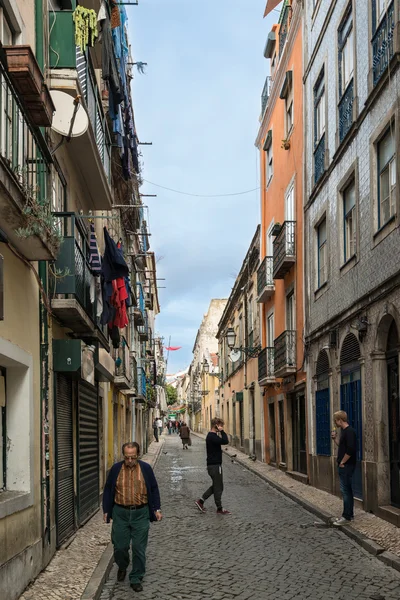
left=331, top=410, right=357, bottom=526
left=195, top=418, right=230, bottom=515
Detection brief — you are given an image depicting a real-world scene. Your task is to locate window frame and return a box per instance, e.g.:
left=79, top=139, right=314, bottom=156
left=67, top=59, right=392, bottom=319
left=285, top=83, right=294, bottom=137
left=343, top=180, right=357, bottom=262
left=377, top=125, right=396, bottom=230
left=317, top=218, right=327, bottom=288
left=286, top=291, right=295, bottom=331
left=338, top=5, right=354, bottom=99
left=314, top=68, right=325, bottom=147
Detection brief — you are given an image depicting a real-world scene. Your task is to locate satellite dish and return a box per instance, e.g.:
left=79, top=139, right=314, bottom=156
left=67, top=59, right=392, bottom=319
left=229, top=349, right=241, bottom=363
left=50, top=90, right=89, bottom=138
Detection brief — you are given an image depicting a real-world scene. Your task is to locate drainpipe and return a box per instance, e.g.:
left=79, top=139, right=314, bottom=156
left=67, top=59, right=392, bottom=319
left=36, top=0, right=51, bottom=548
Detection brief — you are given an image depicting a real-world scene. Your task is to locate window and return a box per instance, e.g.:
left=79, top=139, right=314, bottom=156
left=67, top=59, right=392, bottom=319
left=267, top=313, right=274, bottom=347
left=247, top=296, right=254, bottom=345
left=378, top=126, right=396, bottom=228
left=376, top=0, right=389, bottom=25
left=286, top=292, right=295, bottom=331
left=338, top=8, right=354, bottom=96
left=286, top=84, right=294, bottom=136
left=0, top=368, right=5, bottom=490
left=314, top=69, right=325, bottom=146
left=317, top=219, right=327, bottom=287
left=264, top=130, right=273, bottom=186
left=343, top=181, right=356, bottom=261
left=285, top=183, right=295, bottom=221
left=271, top=53, right=277, bottom=77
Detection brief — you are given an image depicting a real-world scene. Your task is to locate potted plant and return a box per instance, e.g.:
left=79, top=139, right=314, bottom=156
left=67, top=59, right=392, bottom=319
left=271, top=222, right=282, bottom=236
left=281, top=138, right=291, bottom=150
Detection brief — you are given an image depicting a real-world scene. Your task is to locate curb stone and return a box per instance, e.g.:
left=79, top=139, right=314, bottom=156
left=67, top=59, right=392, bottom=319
left=80, top=437, right=165, bottom=600
left=191, top=432, right=400, bottom=574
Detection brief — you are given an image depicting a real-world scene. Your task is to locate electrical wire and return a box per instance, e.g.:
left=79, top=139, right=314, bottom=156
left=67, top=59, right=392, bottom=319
left=142, top=179, right=260, bottom=198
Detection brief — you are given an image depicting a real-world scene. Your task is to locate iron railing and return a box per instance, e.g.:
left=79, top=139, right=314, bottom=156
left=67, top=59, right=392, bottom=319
left=131, top=356, right=138, bottom=391
left=273, top=221, right=296, bottom=278
left=279, top=4, right=292, bottom=56
left=261, top=75, right=272, bottom=115
left=115, top=338, right=130, bottom=379
left=338, top=78, right=354, bottom=143
left=137, top=282, right=145, bottom=315
left=372, top=0, right=395, bottom=86
left=138, top=312, right=149, bottom=340
left=258, top=347, right=275, bottom=382
left=314, top=133, right=325, bottom=185
left=76, top=48, right=111, bottom=182
left=274, top=330, right=296, bottom=374
left=257, top=256, right=274, bottom=297
left=51, top=213, right=99, bottom=322
left=0, top=63, right=50, bottom=203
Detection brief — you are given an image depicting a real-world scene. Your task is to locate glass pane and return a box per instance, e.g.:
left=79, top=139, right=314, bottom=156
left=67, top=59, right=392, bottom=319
left=318, top=219, right=327, bottom=245
left=344, top=182, right=355, bottom=214
left=379, top=129, right=395, bottom=169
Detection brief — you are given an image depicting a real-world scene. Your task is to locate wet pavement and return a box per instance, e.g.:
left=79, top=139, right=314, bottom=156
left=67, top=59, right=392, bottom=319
left=100, top=434, right=400, bottom=600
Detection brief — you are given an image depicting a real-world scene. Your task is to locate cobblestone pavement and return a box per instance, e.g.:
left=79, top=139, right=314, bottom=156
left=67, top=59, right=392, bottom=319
left=101, top=435, right=400, bottom=600
left=19, top=440, right=163, bottom=600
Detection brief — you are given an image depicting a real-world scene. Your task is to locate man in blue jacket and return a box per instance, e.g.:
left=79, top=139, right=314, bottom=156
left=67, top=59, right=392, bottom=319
left=103, top=442, right=162, bottom=592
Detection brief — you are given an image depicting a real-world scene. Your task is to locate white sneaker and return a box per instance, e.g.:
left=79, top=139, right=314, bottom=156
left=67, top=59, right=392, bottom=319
left=333, top=517, right=351, bottom=527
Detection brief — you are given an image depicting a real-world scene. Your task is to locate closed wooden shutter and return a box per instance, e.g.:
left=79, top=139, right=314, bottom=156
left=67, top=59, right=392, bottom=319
left=78, top=381, right=99, bottom=525
left=56, top=374, right=75, bottom=546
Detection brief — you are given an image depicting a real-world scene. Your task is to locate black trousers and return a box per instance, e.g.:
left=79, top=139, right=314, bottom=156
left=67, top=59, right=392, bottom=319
left=153, top=427, right=159, bottom=442
left=202, top=464, right=223, bottom=509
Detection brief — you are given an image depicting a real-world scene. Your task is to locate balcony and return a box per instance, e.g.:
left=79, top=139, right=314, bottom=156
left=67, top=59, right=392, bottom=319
left=258, top=347, right=275, bottom=384
left=314, top=134, right=326, bottom=185
left=114, top=339, right=131, bottom=390
left=273, top=221, right=296, bottom=279
left=146, top=327, right=154, bottom=356
left=0, top=58, right=56, bottom=260
left=274, top=330, right=296, bottom=378
left=49, top=14, right=112, bottom=209
left=138, top=312, right=149, bottom=341
left=134, top=283, right=145, bottom=325
left=279, top=3, right=292, bottom=57
left=338, top=79, right=354, bottom=143
left=257, top=256, right=275, bottom=302
left=372, top=0, right=395, bottom=86
left=261, top=75, right=272, bottom=116
left=50, top=213, right=108, bottom=347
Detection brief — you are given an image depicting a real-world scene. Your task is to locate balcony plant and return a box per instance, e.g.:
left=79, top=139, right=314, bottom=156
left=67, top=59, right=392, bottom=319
left=281, top=138, right=291, bottom=150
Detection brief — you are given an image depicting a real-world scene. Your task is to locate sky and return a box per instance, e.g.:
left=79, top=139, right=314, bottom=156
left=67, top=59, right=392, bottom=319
left=128, top=1, right=278, bottom=374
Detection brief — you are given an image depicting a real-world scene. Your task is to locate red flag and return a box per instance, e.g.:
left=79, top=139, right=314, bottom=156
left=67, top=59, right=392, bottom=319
left=165, top=346, right=182, bottom=351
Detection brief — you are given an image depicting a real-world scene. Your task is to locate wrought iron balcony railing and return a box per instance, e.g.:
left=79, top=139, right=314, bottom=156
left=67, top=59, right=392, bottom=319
left=273, top=221, right=296, bottom=279
left=137, top=366, right=147, bottom=397
left=279, top=4, right=292, bottom=56
left=115, top=339, right=131, bottom=387
left=338, top=78, right=354, bottom=143
left=258, top=347, right=275, bottom=383
left=372, top=0, right=395, bottom=86
left=261, top=75, right=272, bottom=116
left=274, top=330, right=296, bottom=377
left=257, top=256, right=274, bottom=302
left=138, top=312, right=149, bottom=341
left=314, top=133, right=326, bottom=185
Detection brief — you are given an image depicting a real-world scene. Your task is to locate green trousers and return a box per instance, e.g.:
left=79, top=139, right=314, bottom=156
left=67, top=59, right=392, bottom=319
left=111, top=504, right=150, bottom=584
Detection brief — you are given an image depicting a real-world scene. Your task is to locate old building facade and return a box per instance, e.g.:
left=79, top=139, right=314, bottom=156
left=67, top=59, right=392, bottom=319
left=256, top=0, right=307, bottom=477
left=218, top=227, right=264, bottom=459
left=304, top=0, right=400, bottom=525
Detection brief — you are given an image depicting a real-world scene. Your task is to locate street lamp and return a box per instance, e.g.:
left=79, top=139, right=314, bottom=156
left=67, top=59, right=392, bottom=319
left=202, top=358, right=210, bottom=373
left=224, top=327, right=261, bottom=359
left=226, top=327, right=236, bottom=349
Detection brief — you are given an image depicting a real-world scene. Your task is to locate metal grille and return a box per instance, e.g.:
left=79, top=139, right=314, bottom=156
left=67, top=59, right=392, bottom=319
left=316, top=389, right=330, bottom=456
left=316, top=350, right=330, bottom=376
left=56, top=374, right=75, bottom=546
left=338, top=79, right=354, bottom=143
left=274, top=330, right=296, bottom=374
left=76, top=48, right=87, bottom=98
left=279, top=3, right=292, bottom=56
left=261, top=76, right=272, bottom=115
left=78, top=381, right=99, bottom=525
left=258, top=347, right=274, bottom=382
left=340, top=333, right=360, bottom=366
left=372, top=0, right=395, bottom=86
left=273, top=221, right=296, bottom=279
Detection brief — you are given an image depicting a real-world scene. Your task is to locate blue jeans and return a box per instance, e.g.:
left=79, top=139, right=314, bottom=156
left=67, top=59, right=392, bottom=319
left=338, top=464, right=355, bottom=520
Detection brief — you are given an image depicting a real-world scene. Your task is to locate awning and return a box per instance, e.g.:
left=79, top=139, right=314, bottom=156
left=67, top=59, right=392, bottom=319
left=264, top=0, right=283, bottom=18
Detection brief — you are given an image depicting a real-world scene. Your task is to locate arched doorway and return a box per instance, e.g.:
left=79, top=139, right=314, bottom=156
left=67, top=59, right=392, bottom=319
left=386, top=321, right=400, bottom=507
left=340, top=333, right=363, bottom=499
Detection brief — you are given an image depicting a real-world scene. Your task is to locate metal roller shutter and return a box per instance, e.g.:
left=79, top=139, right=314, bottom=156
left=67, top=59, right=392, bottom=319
left=78, top=381, right=99, bottom=524
left=56, top=374, right=75, bottom=546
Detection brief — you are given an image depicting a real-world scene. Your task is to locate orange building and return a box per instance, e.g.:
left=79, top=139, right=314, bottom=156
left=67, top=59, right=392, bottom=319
left=255, top=0, right=307, bottom=477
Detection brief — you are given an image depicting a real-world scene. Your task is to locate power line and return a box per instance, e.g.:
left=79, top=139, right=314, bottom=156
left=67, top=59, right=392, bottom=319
left=142, top=179, right=260, bottom=198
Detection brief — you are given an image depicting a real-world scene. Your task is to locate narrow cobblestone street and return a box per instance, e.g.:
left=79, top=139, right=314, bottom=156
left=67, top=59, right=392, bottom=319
left=100, top=435, right=400, bottom=600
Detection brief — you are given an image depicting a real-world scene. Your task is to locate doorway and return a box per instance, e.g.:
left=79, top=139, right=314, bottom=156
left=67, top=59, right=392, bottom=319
left=292, top=394, right=307, bottom=474
left=279, top=400, right=286, bottom=464
left=387, top=321, right=400, bottom=508
left=269, top=403, right=276, bottom=463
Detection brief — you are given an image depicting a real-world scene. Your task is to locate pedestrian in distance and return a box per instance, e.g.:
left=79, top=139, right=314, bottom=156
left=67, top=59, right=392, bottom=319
left=331, top=410, right=357, bottom=526
left=179, top=422, right=191, bottom=450
left=103, top=442, right=162, bottom=593
left=157, top=417, right=163, bottom=436
left=195, top=417, right=231, bottom=515
left=152, top=418, right=159, bottom=443
left=168, top=420, right=172, bottom=435
left=177, top=420, right=182, bottom=435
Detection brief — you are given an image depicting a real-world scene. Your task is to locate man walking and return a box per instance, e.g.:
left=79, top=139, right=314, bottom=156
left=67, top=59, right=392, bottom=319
left=195, top=417, right=230, bottom=515
left=152, top=418, right=159, bottom=442
left=157, top=417, right=163, bottom=436
left=103, top=442, right=162, bottom=592
left=331, top=410, right=357, bottom=526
